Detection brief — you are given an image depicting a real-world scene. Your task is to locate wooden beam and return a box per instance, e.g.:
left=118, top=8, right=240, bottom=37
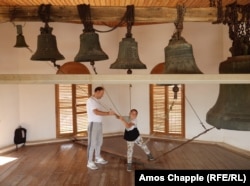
left=0, top=6, right=218, bottom=24
left=0, top=74, right=249, bottom=84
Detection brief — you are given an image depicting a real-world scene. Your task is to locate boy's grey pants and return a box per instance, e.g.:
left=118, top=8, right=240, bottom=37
left=87, top=122, right=103, bottom=163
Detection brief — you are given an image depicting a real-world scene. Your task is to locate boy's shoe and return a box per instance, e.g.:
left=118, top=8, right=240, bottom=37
left=87, top=161, right=98, bottom=170
left=147, top=153, right=155, bottom=161
left=127, top=163, right=133, bottom=172
left=95, top=157, right=108, bottom=164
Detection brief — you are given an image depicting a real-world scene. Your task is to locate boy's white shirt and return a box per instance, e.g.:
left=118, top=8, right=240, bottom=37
left=125, top=117, right=137, bottom=131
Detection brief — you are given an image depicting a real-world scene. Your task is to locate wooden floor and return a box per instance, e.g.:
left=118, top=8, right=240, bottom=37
left=0, top=136, right=250, bottom=186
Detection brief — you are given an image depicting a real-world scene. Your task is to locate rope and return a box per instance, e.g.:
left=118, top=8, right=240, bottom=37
left=185, top=95, right=207, bottom=130
left=90, top=95, right=114, bottom=113
left=129, top=84, right=132, bottom=110
left=103, top=88, right=122, bottom=115
left=153, top=127, right=215, bottom=160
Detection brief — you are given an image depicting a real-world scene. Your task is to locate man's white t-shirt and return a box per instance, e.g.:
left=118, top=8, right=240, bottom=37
left=86, top=96, right=103, bottom=122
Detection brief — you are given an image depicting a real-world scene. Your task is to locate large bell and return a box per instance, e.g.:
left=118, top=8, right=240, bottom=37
left=164, top=36, right=203, bottom=74
left=74, top=31, right=108, bottom=62
left=110, top=37, right=146, bottom=72
left=206, top=55, right=250, bottom=131
left=14, top=25, right=29, bottom=48
left=31, top=24, right=65, bottom=61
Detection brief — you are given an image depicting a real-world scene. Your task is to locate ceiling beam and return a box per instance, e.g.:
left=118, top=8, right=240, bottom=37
left=0, top=74, right=249, bottom=84
left=0, top=6, right=218, bottom=24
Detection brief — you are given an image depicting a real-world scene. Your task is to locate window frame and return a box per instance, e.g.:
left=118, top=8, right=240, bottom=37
left=150, top=62, right=185, bottom=138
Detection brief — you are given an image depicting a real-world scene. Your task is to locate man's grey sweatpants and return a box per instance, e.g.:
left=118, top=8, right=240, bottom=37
left=87, top=122, right=103, bottom=163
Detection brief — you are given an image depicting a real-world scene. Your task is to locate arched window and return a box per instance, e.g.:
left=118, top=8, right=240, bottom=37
left=55, top=62, right=91, bottom=138
left=150, top=63, right=185, bottom=137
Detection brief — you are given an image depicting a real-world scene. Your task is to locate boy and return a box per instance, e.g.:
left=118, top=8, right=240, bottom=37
left=118, top=109, right=154, bottom=171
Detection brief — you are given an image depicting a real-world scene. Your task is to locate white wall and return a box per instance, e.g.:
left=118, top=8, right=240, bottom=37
left=0, top=21, right=249, bottom=151
left=0, top=23, right=20, bottom=147
left=0, top=85, right=19, bottom=147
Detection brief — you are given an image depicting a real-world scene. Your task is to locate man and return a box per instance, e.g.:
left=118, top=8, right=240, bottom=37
left=86, top=86, right=115, bottom=170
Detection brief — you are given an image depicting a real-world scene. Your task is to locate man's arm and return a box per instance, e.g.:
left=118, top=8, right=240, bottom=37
left=93, top=109, right=115, bottom=116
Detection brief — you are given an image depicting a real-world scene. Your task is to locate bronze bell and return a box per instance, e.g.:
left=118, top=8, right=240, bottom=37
left=14, top=25, right=29, bottom=48
left=74, top=31, right=108, bottom=62
left=164, top=36, right=203, bottom=74
left=110, top=5, right=146, bottom=74
left=31, top=23, right=65, bottom=61
left=110, top=37, right=146, bottom=73
left=206, top=55, right=250, bottom=131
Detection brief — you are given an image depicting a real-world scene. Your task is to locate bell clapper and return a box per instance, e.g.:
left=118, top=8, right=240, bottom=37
left=172, top=84, right=179, bottom=99
left=90, top=60, right=98, bottom=74
left=127, top=69, right=132, bottom=74
left=50, top=60, right=61, bottom=70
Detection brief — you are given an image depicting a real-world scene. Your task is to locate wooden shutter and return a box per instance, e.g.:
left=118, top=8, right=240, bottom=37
left=57, top=84, right=73, bottom=136
left=75, top=84, right=89, bottom=133
left=56, top=84, right=91, bottom=138
left=150, top=84, right=185, bottom=137
left=151, top=85, right=167, bottom=132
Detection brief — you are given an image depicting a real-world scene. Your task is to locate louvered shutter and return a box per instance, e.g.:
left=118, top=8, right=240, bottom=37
left=58, top=84, right=73, bottom=134
left=56, top=84, right=91, bottom=137
left=150, top=84, right=185, bottom=137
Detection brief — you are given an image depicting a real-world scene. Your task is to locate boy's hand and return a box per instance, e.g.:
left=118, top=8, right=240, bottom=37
left=114, top=113, right=120, bottom=119
left=119, top=116, right=125, bottom=120
left=113, top=113, right=122, bottom=120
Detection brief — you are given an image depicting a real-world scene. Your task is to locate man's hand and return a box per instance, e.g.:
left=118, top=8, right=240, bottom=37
left=108, top=110, right=116, bottom=115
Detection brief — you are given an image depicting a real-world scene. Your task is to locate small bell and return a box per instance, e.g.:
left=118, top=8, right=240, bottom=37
left=110, top=5, right=146, bottom=74
left=110, top=37, right=146, bottom=74
left=164, top=36, right=203, bottom=74
left=74, top=31, right=108, bottom=62
left=14, top=25, right=29, bottom=48
left=164, top=5, right=203, bottom=74
left=74, top=4, right=108, bottom=74
left=31, top=23, right=65, bottom=61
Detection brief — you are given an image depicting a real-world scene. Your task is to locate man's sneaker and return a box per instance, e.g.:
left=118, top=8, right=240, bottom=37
left=95, top=157, right=108, bottom=164
left=147, top=153, right=155, bottom=161
left=127, top=163, right=133, bottom=172
left=87, top=161, right=98, bottom=170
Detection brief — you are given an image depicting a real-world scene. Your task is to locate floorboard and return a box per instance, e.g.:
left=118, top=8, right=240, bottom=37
left=0, top=137, right=250, bottom=186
